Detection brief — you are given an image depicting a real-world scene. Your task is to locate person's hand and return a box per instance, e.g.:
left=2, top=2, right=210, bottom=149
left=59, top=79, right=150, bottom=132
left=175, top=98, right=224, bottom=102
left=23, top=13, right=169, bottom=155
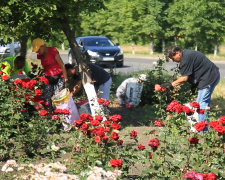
left=161, top=82, right=172, bottom=88
left=65, top=81, right=69, bottom=88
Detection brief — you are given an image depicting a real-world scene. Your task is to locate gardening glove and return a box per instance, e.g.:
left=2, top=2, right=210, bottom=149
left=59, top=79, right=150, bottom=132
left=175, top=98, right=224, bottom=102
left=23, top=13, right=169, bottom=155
left=161, top=82, right=173, bottom=89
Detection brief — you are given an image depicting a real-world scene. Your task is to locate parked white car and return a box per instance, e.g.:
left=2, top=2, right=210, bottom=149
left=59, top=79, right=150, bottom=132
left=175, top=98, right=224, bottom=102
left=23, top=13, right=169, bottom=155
left=0, top=41, right=21, bottom=58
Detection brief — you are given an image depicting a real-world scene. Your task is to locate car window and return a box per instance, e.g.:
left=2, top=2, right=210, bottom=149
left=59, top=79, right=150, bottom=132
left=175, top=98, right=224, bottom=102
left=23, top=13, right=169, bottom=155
left=83, top=38, right=114, bottom=47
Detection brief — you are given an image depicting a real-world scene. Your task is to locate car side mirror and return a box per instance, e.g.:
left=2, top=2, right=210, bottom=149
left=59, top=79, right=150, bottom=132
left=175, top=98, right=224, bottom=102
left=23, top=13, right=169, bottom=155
left=115, top=43, right=120, bottom=46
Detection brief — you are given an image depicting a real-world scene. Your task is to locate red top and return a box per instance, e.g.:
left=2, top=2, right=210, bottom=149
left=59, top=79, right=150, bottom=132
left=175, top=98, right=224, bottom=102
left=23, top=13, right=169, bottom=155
left=37, top=47, right=62, bottom=76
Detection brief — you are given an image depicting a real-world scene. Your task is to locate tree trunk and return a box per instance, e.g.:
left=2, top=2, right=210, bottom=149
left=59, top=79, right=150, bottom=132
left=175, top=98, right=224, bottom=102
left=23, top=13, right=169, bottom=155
left=162, top=39, right=165, bottom=53
left=61, top=22, right=92, bottom=84
left=150, top=39, right=154, bottom=54
left=131, top=42, right=135, bottom=54
left=214, top=36, right=217, bottom=56
left=20, top=36, right=28, bottom=57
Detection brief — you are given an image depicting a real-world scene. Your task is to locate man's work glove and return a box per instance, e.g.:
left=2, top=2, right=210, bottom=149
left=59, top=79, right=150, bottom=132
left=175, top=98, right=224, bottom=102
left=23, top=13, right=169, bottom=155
left=161, top=82, right=173, bottom=89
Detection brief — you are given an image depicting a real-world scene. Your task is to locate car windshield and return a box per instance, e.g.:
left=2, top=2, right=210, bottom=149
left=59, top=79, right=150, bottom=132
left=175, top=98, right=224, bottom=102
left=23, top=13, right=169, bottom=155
left=83, top=38, right=114, bottom=47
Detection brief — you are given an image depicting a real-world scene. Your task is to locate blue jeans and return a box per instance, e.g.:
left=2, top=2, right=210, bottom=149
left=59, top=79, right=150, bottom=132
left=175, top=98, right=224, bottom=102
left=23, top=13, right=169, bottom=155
left=196, top=73, right=220, bottom=123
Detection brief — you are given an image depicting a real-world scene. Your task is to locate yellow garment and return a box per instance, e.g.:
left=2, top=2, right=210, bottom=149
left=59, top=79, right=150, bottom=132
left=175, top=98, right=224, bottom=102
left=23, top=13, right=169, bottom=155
left=0, top=56, right=31, bottom=77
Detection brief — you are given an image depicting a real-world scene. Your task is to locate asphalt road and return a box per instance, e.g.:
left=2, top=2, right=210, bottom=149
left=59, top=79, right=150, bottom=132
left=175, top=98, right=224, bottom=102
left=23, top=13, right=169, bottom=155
left=30, top=52, right=225, bottom=79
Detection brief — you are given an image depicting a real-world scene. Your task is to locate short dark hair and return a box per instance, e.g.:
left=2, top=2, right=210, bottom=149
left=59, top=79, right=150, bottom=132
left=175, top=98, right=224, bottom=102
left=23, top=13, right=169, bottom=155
left=65, top=63, right=74, bottom=70
left=14, top=56, right=25, bottom=63
left=164, top=46, right=182, bottom=62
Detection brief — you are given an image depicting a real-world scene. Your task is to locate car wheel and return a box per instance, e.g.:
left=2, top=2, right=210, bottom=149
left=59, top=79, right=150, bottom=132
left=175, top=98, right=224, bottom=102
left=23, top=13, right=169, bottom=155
left=117, top=61, right=123, bottom=67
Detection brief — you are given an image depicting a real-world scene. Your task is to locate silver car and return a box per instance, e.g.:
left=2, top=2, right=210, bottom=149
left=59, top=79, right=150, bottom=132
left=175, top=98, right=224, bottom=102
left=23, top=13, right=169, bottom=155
left=0, top=41, right=21, bottom=58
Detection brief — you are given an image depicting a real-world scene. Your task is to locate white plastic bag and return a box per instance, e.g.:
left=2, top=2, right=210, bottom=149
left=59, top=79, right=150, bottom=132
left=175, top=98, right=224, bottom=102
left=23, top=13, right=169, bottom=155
left=52, top=89, right=79, bottom=131
left=125, top=83, right=143, bottom=107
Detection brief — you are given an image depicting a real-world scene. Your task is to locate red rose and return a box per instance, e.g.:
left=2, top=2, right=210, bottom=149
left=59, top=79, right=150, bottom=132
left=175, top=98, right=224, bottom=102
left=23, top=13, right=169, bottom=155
left=110, top=132, right=119, bottom=140
left=188, top=137, right=199, bottom=144
left=1, top=75, right=9, bottom=81
left=74, top=120, right=83, bottom=127
left=174, top=104, right=183, bottom=113
left=148, top=138, right=160, bottom=148
left=95, top=115, right=103, bottom=121
left=103, top=120, right=111, bottom=126
left=18, top=72, right=23, bottom=75
left=183, top=106, right=191, bottom=113
left=95, top=136, right=101, bottom=143
left=116, top=139, right=123, bottom=146
left=39, top=76, right=49, bottom=84
left=39, top=110, right=49, bottom=116
left=209, top=121, right=219, bottom=128
left=0, top=71, right=3, bottom=75
left=81, top=123, right=89, bottom=130
left=149, top=152, right=153, bottom=159
left=103, top=100, right=110, bottom=107
left=130, top=130, right=137, bottom=138
left=102, top=135, right=109, bottom=144
left=125, top=104, right=133, bottom=108
left=111, top=122, right=121, bottom=130
left=108, top=114, right=123, bottom=123
left=35, top=89, right=42, bottom=96
left=13, top=79, right=22, bottom=85
left=97, top=98, right=104, bottom=104
left=79, top=113, right=93, bottom=122
left=138, top=144, right=145, bottom=150
left=154, top=120, right=165, bottom=127
left=212, top=125, right=225, bottom=135
left=197, top=109, right=205, bottom=114
left=10, top=70, right=13, bottom=73
left=90, top=120, right=100, bottom=126
left=166, top=101, right=179, bottom=112
left=194, top=121, right=207, bottom=132
left=109, top=159, right=122, bottom=167
left=51, top=115, right=60, bottom=120
left=189, top=101, right=200, bottom=108
left=219, top=116, right=225, bottom=124
left=95, top=127, right=105, bottom=137
left=1, top=64, right=6, bottom=69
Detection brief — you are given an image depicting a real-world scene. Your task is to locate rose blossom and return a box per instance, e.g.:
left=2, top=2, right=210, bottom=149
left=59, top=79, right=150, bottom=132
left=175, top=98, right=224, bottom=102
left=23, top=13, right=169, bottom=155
left=39, top=110, right=49, bottom=116
left=109, top=159, right=122, bottom=167
left=51, top=115, right=60, bottom=120
left=197, top=109, right=205, bottom=114
left=148, top=138, right=160, bottom=149
left=188, top=137, right=199, bottom=144
left=138, top=144, right=145, bottom=150
left=1, top=74, right=9, bottom=81
left=110, top=132, right=119, bottom=140
left=154, top=120, right=165, bottom=127
left=116, top=139, right=123, bottom=146
left=103, top=100, right=110, bottom=107
left=189, top=101, right=200, bottom=108
left=125, top=104, right=133, bottom=108
left=81, top=123, right=89, bottom=130
left=194, top=121, right=207, bottom=132
left=111, top=122, right=121, bottom=130
left=97, top=98, right=104, bottom=104
left=95, top=136, right=101, bottom=144
left=219, top=116, right=225, bottom=124
left=90, top=120, right=100, bottom=126
left=34, top=89, right=42, bottom=96
left=95, top=115, right=103, bottom=121
left=130, top=130, right=137, bottom=138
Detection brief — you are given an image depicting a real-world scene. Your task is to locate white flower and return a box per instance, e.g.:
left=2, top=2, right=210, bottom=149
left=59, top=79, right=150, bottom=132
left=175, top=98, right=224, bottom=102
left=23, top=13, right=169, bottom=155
left=152, top=61, right=158, bottom=67
left=1, top=160, right=18, bottom=172
left=51, top=144, right=60, bottom=151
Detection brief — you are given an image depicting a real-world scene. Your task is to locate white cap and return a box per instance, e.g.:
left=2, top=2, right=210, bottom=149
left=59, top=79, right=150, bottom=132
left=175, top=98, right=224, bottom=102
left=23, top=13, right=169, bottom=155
left=139, top=74, right=147, bottom=81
